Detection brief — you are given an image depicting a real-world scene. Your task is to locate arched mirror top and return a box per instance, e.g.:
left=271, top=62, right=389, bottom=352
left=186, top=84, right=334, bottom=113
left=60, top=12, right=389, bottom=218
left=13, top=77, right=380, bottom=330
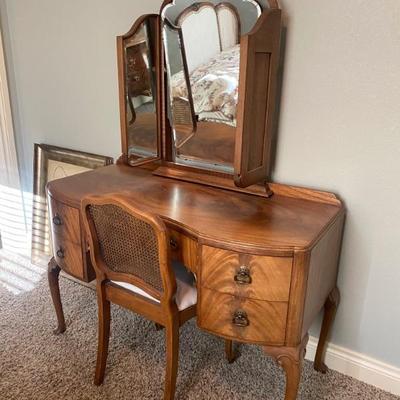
left=161, top=0, right=262, bottom=35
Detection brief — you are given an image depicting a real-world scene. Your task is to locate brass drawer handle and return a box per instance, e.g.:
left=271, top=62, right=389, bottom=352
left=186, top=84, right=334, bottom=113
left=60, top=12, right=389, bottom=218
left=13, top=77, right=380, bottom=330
left=170, top=237, right=179, bottom=251
left=53, top=215, right=62, bottom=226
left=56, top=248, right=65, bottom=259
left=232, top=310, right=249, bottom=327
left=234, top=266, right=252, bottom=285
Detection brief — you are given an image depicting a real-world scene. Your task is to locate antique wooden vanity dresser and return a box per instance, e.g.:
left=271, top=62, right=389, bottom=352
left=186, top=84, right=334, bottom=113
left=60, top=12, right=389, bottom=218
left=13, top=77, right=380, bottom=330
left=46, top=1, right=345, bottom=399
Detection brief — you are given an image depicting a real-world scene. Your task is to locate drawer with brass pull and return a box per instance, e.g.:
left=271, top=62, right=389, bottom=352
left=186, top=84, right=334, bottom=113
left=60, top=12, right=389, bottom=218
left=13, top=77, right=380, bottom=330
left=48, top=196, right=81, bottom=244
left=200, top=245, right=292, bottom=302
left=198, top=287, right=287, bottom=345
left=52, top=235, right=84, bottom=280
left=47, top=193, right=95, bottom=283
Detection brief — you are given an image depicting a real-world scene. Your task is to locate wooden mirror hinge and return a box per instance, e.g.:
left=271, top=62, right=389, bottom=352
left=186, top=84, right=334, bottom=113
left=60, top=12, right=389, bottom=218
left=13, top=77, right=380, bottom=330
left=116, top=153, right=128, bottom=165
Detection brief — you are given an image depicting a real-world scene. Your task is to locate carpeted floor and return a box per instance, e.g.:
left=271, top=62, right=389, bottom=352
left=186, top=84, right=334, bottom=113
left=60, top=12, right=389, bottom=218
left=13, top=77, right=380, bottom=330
left=1, top=272, right=399, bottom=400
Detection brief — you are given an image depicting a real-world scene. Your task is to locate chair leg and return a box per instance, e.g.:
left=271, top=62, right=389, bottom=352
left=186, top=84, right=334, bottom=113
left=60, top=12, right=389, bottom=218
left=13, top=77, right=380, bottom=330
left=164, top=318, right=179, bottom=400
left=94, top=284, right=111, bottom=386
left=155, top=322, right=164, bottom=331
left=225, top=339, right=237, bottom=363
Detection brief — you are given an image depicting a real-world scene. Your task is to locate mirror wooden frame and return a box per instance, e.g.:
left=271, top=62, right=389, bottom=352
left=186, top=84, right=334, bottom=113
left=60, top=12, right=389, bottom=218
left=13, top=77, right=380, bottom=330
left=117, top=14, right=163, bottom=167
left=117, top=1, right=282, bottom=197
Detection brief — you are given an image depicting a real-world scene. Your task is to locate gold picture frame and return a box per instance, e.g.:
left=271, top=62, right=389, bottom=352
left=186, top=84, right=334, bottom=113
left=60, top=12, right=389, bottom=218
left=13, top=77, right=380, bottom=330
left=31, top=144, right=113, bottom=264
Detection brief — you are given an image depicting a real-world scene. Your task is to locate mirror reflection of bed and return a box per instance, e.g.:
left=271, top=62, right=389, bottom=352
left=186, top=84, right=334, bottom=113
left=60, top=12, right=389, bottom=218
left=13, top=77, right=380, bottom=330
left=162, top=0, right=261, bottom=171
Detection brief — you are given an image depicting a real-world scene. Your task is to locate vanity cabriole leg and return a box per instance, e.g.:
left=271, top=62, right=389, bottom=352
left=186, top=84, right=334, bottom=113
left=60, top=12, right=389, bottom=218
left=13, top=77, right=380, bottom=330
left=314, top=287, right=340, bottom=373
left=47, top=257, right=66, bottom=334
left=264, top=335, right=308, bottom=400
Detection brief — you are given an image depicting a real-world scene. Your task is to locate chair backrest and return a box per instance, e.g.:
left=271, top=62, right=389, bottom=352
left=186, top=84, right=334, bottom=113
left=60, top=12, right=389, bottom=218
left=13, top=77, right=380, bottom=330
left=82, top=196, right=175, bottom=302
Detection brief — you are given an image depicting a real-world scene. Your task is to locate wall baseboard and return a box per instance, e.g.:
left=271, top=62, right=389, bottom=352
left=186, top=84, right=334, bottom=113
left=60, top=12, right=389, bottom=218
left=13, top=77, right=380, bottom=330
left=306, top=336, right=400, bottom=396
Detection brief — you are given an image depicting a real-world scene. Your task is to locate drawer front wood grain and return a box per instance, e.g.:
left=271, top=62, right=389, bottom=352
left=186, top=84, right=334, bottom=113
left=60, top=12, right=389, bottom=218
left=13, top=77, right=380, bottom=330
left=48, top=196, right=81, bottom=245
left=52, top=235, right=84, bottom=279
left=201, top=246, right=292, bottom=301
left=199, top=287, right=287, bottom=345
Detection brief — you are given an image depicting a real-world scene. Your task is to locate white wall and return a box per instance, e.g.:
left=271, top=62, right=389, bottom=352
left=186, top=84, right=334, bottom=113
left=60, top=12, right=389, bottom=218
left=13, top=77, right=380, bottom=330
left=0, top=0, right=161, bottom=192
left=1, top=0, right=399, bottom=368
left=274, top=0, right=400, bottom=367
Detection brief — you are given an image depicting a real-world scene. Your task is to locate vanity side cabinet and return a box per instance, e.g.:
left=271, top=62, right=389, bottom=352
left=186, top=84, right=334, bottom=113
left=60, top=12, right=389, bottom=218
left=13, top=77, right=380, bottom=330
left=234, top=7, right=282, bottom=188
left=285, top=213, right=345, bottom=346
left=47, top=194, right=95, bottom=283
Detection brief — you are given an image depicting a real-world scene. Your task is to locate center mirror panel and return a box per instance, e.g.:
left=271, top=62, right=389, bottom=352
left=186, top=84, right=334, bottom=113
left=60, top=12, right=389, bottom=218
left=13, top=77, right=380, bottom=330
left=162, top=1, right=262, bottom=173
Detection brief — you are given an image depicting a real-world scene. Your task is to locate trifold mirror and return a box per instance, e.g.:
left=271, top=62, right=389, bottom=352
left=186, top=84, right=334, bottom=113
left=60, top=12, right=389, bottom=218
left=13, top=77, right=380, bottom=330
left=118, top=1, right=282, bottom=190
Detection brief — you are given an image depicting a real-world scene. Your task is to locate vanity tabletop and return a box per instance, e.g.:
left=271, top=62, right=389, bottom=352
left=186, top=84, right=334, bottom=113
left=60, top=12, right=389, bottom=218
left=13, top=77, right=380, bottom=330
left=47, top=164, right=343, bottom=255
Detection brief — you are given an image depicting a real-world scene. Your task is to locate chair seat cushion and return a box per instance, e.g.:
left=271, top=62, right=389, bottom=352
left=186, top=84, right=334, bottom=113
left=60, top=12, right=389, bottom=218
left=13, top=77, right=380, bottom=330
left=111, top=261, right=197, bottom=311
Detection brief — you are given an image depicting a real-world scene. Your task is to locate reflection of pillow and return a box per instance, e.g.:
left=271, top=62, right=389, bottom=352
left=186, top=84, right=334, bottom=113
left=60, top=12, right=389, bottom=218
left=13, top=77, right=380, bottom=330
left=170, top=45, right=240, bottom=122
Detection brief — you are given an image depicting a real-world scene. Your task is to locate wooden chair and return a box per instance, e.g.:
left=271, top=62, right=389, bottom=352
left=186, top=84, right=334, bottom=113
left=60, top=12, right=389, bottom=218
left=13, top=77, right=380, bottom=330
left=81, top=195, right=197, bottom=400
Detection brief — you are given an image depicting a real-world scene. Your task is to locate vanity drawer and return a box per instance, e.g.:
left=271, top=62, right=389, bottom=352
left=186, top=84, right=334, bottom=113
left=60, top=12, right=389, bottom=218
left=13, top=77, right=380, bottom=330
left=52, top=235, right=84, bottom=279
left=169, top=230, right=198, bottom=273
left=199, top=287, right=287, bottom=345
left=200, top=246, right=292, bottom=302
left=48, top=196, right=81, bottom=245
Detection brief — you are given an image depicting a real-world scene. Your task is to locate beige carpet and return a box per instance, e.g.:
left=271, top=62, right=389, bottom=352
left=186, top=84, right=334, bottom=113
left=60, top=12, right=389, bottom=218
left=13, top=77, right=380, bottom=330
left=0, top=270, right=399, bottom=400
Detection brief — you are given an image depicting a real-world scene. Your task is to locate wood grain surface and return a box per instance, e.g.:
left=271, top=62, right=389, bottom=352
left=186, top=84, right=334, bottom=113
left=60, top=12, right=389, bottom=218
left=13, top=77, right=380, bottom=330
left=47, top=165, right=343, bottom=254
left=200, top=245, right=292, bottom=301
left=52, top=235, right=84, bottom=279
left=199, top=286, right=287, bottom=345
left=48, top=196, right=81, bottom=245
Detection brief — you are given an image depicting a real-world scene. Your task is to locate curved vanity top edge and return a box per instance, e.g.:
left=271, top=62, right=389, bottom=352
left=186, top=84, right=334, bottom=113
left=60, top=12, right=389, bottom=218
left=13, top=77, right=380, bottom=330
left=293, top=208, right=346, bottom=254
left=160, top=216, right=294, bottom=256
left=174, top=207, right=345, bottom=257
left=162, top=217, right=295, bottom=256
left=199, top=235, right=295, bottom=257
left=46, top=165, right=344, bottom=254
left=46, top=186, right=81, bottom=209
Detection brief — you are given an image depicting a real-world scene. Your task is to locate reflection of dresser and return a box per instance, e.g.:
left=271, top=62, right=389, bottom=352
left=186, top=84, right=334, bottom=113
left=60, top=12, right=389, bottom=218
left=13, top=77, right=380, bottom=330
left=125, top=32, right=151, bottom=97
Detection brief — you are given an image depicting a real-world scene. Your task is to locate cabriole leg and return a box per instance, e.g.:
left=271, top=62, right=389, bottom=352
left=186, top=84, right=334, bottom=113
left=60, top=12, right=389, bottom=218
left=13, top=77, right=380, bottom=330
left=314, top=287, right=340, bottom=373
left=47, top=257, right=66, bottom=334
left=264, top=335, right=308, bottom=400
